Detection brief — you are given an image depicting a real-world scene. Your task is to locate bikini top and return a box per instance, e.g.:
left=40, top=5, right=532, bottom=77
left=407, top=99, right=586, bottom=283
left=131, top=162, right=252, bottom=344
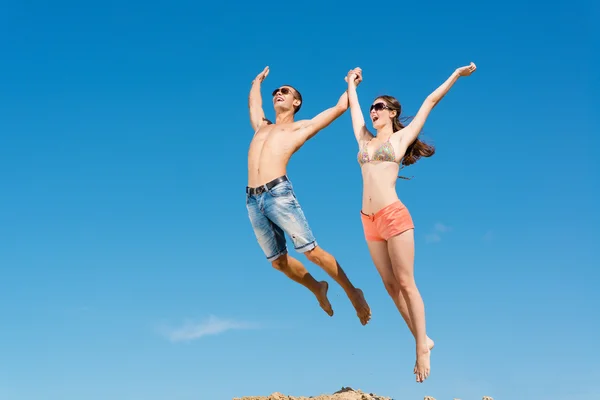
left=357, top=135, right=414, bottom=180
left=357, top=136, right=400, bottom=166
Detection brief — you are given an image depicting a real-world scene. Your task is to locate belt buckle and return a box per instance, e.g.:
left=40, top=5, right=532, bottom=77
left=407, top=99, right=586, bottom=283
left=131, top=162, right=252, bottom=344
left=248, top=183, right=269, bottom=195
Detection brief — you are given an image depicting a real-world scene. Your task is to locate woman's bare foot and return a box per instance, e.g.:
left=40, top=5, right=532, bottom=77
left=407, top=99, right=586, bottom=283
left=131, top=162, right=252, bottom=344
left=315, top=281, right=333, bottom=316
left=414, top=337, right=435, bottom=373
left=414, top=347, right=431, bottom=383
left=426, top=337, right=435, bottom=350
left=349, top=288, right=371, bottom=325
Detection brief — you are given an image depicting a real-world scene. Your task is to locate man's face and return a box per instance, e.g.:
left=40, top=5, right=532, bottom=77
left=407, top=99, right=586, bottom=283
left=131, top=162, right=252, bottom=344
left=272, top=86, right=300, bottom=113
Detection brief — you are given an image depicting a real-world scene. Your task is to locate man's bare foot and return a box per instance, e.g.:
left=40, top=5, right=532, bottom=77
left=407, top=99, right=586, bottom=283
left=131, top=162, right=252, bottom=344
left=414, top=347, right=431, bottom=383
left=349, top=288, right=371, bottom=325
left=414, top=337, right=435, bottom=373
left=315, top=281, right=333, bottom=316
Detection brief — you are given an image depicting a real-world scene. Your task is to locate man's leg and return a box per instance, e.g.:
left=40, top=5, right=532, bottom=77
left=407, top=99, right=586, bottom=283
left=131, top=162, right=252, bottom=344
left=271, top=254, right=333, bottom=316
left=246, top=193, right=333, bottom=316
left=263, top=181, right=371, bottom=325
left=303, top=246, right=371, bottom=325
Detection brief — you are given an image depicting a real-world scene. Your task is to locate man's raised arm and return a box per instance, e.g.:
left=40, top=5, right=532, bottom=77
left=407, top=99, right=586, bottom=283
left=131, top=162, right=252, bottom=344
left=297, top=89, right=349, bottom=142
left=248, top=66, right=270, bottom=131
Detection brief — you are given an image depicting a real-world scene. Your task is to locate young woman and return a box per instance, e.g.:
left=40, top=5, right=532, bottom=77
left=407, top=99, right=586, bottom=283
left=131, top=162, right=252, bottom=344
left=345, top=62, right=477, bottom=383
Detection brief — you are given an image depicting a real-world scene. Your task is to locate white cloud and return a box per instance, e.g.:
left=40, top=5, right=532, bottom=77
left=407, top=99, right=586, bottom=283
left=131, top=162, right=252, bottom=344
left=159, top=315, right=259, bottom=343
left=425, top=222, right=451, bottom=243
left=425, top=233, right=441, bottom=243
left=434, top=222, right=451, bottom=233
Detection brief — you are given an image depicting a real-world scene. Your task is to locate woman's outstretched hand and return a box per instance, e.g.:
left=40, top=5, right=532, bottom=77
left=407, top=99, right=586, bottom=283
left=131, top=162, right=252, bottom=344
left=456, top=62, right=477, bottom=77
left=345, top=67, right=363, bottom=87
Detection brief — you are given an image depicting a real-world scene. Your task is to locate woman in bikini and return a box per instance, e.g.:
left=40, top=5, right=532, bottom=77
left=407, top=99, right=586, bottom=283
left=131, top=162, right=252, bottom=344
left=345, top=62, right=477, bottom=383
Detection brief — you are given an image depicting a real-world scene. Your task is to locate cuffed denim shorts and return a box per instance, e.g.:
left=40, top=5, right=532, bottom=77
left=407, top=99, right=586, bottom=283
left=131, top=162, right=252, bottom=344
left=246, top=176, right=317, bottom=262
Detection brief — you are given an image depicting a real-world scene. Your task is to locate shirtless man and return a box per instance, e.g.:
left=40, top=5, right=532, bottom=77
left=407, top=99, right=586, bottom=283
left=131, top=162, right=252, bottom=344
left=246, top=66, right=371, bottom=325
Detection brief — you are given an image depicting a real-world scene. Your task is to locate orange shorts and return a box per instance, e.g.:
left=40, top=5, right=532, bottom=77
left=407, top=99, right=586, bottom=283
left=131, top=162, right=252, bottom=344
left=360, top=200, right=414, bottom=241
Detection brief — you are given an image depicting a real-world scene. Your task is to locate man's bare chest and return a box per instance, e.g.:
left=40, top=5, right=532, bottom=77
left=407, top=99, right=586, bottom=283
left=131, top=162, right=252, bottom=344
left=254, top=126, right=298, bottom=149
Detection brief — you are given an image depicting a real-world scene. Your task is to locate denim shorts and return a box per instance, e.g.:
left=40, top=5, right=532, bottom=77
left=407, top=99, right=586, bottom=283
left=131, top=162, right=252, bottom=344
left=246, top=177, right=317, bottom=262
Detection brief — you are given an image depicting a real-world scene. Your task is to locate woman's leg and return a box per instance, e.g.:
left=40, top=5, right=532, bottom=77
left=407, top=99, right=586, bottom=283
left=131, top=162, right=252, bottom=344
left=367, top=239, right=434, bottom=371
left=387, top=228, right=430, bottom=383
left=367, top=240, right=409, bottom=320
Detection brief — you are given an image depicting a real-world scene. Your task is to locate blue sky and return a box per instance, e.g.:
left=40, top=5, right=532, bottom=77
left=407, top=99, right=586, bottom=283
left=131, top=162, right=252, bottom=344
left=0, top=0, right=597, bottom=399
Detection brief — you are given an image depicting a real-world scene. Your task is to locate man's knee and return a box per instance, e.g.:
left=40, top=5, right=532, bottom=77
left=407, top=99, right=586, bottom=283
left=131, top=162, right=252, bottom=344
left=271, top=254, right=289, bottom=271
left=304, top=246, right=331, bottom=265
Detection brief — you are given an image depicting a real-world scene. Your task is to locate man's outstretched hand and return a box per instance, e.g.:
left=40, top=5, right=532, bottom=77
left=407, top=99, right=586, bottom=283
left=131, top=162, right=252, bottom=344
left=253, top=66, right=270, bottom=84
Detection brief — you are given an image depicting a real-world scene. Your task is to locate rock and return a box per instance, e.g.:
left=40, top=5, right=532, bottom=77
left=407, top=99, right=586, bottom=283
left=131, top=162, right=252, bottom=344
left=233, top=387, right=392, bottom=400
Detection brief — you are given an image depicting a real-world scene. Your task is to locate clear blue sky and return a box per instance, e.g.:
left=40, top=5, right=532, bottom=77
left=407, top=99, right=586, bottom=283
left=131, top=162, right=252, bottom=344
left=1, top=1, right=597, bottom=399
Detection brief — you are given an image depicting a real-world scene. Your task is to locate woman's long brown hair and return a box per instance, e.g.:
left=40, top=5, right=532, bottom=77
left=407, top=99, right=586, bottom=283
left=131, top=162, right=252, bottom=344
left=378, top=95, right=435, bottom=168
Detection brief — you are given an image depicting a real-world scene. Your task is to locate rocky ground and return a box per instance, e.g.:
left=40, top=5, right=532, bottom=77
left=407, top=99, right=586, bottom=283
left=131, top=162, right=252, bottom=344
left=234, top=387, right=494, bottom=400
left=233, top=387, right=392, bottom=400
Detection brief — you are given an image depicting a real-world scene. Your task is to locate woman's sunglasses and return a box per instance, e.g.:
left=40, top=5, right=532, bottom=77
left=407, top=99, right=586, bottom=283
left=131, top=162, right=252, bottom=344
left=370, top=102, right=390, bottom=112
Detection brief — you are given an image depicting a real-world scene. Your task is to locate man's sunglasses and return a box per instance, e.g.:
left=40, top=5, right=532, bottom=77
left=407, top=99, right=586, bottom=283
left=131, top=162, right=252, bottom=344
left=272, top=87, right=293, bottom=97
left=370, top=102, right=390, bottom=112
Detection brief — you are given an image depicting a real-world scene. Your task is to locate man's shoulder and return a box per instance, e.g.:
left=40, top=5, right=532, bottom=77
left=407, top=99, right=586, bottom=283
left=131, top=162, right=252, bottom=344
left=294, top=118, right=311, bottom=127
left=256, top=117, right=273, bottom=129
left=257, top=119, right=307, bottom=132
left=253, top=118, right=273, bottom=134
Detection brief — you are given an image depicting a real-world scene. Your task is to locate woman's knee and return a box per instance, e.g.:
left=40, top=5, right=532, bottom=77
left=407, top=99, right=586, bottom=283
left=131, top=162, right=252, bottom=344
left=383, top=278, right=401, bottom=297
left=396, top=273, right=417, bottom=293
